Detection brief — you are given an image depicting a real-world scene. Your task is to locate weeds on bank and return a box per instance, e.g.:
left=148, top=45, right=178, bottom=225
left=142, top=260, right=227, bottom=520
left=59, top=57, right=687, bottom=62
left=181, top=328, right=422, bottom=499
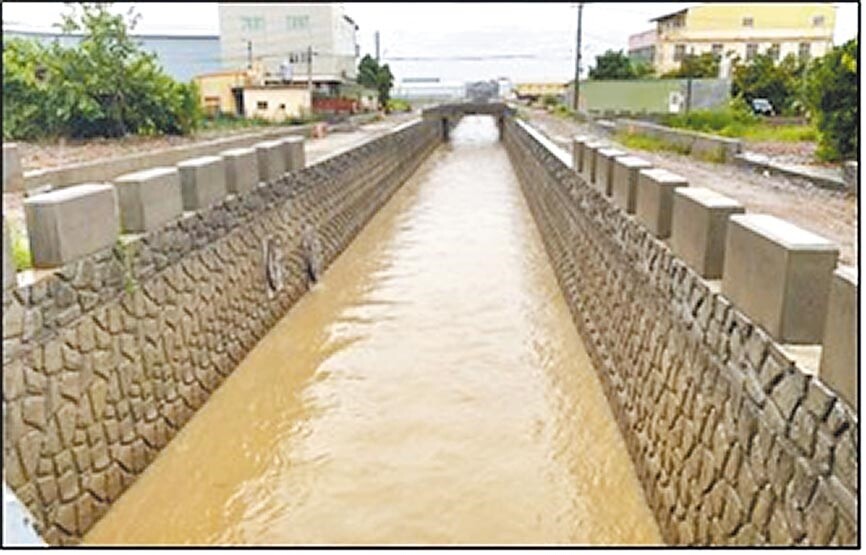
left=9, top=224, right=32, bottom=271
left=661, top=109, right=817, bottom=143
left=614, top=132, right=690, bottom=156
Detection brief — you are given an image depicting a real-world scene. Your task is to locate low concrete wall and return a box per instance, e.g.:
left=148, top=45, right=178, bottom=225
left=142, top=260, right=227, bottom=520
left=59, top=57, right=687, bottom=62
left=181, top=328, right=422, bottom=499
left=504, top=117, right=856, bottom=546
left=16, top=113, right=384, bottom=193
left=615, top=119, right=742, bottom=163
left=2, top=118, right=441, bottom=544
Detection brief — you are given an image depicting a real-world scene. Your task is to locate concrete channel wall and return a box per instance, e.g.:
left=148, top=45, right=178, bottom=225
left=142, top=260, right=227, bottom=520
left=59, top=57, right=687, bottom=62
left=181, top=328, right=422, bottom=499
left=2, top=118, right=441, bottom=544
left=504, top=117, right=857, bottom=546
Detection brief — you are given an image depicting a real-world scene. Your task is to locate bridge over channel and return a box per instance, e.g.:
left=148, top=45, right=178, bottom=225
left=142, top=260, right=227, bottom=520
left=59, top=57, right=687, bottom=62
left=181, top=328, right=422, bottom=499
left=2, top=103, right=857, bottom=546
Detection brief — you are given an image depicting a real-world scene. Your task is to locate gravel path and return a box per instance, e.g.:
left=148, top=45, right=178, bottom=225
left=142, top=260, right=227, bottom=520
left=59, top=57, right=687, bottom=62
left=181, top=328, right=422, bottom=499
left=522, top=108, right=857, bottom=267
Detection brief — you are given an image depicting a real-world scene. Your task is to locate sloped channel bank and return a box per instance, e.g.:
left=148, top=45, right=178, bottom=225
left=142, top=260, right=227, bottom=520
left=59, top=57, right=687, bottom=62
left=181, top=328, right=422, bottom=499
left=3, top=118, right=439, bottom=544
left=504, top=118, right=857, bottom=546
left=84, top=116, right=659, bottom=545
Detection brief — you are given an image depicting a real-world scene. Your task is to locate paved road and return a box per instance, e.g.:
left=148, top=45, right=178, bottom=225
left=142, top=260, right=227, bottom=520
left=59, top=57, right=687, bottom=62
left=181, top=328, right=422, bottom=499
left=523, top=108, right=857, bottom=267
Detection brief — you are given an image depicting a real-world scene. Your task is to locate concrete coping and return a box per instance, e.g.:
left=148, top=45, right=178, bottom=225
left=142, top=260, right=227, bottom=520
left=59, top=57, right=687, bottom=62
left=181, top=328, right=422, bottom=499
left=834, top=264, right=858, bottom=285
left=23, top=183, right=112, bottom=205
left=114, top=166, right=177, bottom=182
left=220, top=147, right=256, bottom=157
left=598, top=147, right=626, bottom=157
left=674, top=187, right=743, bottom=209
left=177, top=155, right=223, bottom=168
left=585, top=140, right=608, bottom=149
left=728, top=214, right=839, bottom=252
left=616, top=156, right=653, bottom=169
left=640, top=168, right=688, bottom=184
left=281, top=136, right=305, bottom=144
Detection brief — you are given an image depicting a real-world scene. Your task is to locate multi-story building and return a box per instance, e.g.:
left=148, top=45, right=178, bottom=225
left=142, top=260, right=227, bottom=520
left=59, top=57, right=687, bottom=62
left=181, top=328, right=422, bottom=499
left=628, top=29, right=657, bottom=66
left=650, top=3, right=836, bottom=74
left=218, top=3, right=359, bottom=93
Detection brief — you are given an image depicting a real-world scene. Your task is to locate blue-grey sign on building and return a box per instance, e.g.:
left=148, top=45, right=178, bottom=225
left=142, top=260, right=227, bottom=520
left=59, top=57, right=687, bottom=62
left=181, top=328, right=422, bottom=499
left=2, top=29, right=221, bottom=82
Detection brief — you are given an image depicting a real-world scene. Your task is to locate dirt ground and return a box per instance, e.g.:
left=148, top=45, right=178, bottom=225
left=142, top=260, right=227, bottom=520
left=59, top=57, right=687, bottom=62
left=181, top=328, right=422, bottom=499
left=522, top=107, right=857, bottom=268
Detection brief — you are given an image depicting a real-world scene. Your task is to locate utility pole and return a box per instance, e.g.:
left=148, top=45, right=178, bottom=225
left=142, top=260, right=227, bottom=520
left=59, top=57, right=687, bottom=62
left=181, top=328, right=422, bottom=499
left=307, top=45, right=313, bottom=95
left=375, top=31, right=380, bottom=62
left=573, top=3, right=583, bottom=112
left=247, top=40, right=253, bottom=70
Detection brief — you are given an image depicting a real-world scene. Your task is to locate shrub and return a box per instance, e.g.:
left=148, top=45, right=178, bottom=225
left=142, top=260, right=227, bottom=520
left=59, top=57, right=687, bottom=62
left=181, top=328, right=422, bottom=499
left=2, top=4, right=201, bottom=141
left=541, top=94, right=560, bottom=108
left=804, top=39, right=858, bottom=161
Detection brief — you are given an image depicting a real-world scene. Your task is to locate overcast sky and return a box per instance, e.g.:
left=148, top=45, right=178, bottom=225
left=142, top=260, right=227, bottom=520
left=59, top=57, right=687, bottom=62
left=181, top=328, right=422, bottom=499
left=2, top=2, right=860, bottom=82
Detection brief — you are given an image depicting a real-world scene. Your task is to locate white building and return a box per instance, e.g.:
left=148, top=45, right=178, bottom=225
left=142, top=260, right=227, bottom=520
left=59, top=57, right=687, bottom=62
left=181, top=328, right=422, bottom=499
left=392, top=78, right=466, bottom=102
left=218, top=3, right=359, bottom=90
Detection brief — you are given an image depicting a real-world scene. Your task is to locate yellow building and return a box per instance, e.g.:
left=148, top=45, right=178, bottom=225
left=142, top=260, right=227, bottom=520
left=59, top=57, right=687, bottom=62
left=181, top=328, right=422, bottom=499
left=514, top=82, right=567, bottom=100
left=651, top=3, right=836, bottom=73
left=242, top=86, right=312, bottom=122
left=192, top=69, right=252, bottom=116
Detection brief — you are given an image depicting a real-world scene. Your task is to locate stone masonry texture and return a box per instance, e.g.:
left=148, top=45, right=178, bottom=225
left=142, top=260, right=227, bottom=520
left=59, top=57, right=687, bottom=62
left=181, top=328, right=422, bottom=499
left=2, top=119, right=440, bottom=545
left=504, top=117, right=857, bottom=547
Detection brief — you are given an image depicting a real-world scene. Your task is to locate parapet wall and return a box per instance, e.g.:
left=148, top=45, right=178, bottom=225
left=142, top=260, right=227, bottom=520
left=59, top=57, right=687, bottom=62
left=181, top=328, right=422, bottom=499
left=504, top=117, right=857, bottom=546
left=2, top=118, right=440, bottom=544
left=615, top=119, right=742, bottom=163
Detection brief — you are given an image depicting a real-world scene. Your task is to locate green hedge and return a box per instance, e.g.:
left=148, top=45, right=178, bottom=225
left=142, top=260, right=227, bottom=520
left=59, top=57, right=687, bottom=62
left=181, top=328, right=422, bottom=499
left=2, top=4, right=201, bottom=141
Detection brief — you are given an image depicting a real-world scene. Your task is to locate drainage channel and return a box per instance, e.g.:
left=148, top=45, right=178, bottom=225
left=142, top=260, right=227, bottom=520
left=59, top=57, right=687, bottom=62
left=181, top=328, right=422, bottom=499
left=83, top=116, right=660, bottom=545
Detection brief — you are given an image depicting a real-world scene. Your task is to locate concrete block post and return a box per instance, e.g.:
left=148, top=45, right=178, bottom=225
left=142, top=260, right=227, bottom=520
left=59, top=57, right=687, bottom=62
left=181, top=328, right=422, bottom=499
left=636, top=168, right=688, bottom=238
left=281, top=136, right=306, bottom=171
left=611, top=156, right=653, bottom=213
left=595, top=147, right=627, bottom=197
left=23, top=183, right=119, bottom=268
left=819, top=266, right=858, bottom=408
left=722, top=214, right=839, bottom=344
left=254, top=140, right=286, bottom=183
left=3, top=217, right=16, bottom=289
left=571, top=135, right=589, bottom=175
left=113, top=167, right=183, bottom=232
left=3, top=143, right=24, bottom=193
left=671, top=188, right=744, bottom=279
left=220, top=147, right=259, bottom=194
left=177, top=155, right=227, bottom=211
left=582, top=140, right=608, bottom=185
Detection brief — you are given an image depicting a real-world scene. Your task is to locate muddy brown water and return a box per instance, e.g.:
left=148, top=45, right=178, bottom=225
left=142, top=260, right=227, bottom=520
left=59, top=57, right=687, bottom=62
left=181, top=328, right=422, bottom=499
left=84, top=116, right=660, bottom=545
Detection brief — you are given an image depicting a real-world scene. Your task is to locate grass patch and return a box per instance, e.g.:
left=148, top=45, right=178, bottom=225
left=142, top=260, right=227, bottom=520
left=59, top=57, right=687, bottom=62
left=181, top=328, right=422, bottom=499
left=9, top=224, right=32, bottom=271
left=660, top=109, right=816, bottom=143
left=615, top=132, right=690, bottom=155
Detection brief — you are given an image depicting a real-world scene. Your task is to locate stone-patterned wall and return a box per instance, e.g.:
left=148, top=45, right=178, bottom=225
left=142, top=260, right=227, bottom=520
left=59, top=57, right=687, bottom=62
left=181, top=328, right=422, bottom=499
left=2, top=119, right=441, bottom=544
left=503, top=117, right=857, bottom=546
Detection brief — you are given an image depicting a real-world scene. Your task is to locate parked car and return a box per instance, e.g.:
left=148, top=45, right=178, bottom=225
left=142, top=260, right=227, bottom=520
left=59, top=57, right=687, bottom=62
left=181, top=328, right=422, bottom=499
left=751, top=98, right=775, bottom=116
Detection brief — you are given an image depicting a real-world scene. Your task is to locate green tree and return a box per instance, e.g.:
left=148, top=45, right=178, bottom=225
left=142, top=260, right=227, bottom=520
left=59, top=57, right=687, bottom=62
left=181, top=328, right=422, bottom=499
left=2, top=3, right=201, bottom=140
left=357, top=54, right=394, bottom=109
left=589, top=50, right=638, bottom=80
left=730, top=52, right=805, bottom=116
left=662, top=52, right=720, bottom=78
left=804, top=39, right=858, bottom=160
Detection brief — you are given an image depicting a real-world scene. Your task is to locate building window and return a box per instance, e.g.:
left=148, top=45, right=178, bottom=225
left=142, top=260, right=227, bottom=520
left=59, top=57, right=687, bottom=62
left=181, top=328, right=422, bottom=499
left=799, top=42, right=811, bottom=61
left=742, top=16, right=754, bottom=27
left=746, top=43, right=758, bottom=61
left=241, top=16, right=264, bottom=32
left=813, top=15, right=825, bottom=27
left=711, top=43, right=723, bottom=57
left=257, top=100, right=268, bottom=110
left=768, top=43, right=781, bottom=60
left=674, top=44, right=686, bottom=62
left=286, top=15, right=309, bottom=30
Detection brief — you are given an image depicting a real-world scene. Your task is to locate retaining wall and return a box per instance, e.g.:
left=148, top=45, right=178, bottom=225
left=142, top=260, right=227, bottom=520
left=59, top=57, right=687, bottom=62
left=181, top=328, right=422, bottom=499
left=2, top=118, right=441, bottom=544
left=614, top=119, right=742, bottom=163
left=504, top=117, right=857, bottom=546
